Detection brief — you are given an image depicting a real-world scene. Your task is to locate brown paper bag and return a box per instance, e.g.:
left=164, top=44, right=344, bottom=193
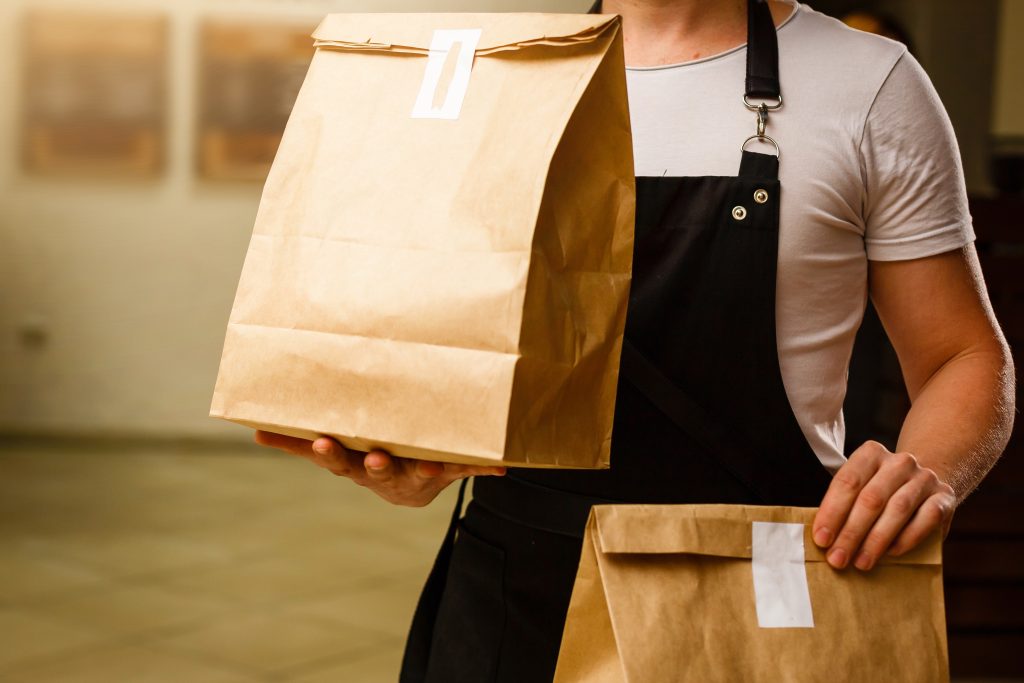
left=210, top=14, right=635, bottom=468
left=555, top=505, right=949, bottom=683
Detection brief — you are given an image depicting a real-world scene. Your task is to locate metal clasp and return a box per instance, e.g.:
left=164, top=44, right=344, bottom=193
left=741, top=96, right=782, bottom=158
left=742, top=133, right=780, bottom=158
left=743, top=94, right=783, bottom=111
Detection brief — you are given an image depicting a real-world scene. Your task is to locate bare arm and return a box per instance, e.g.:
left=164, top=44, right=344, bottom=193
left=813, top=245, right=1015, bottom=569
left=884, top=246, right=1015, bottom=497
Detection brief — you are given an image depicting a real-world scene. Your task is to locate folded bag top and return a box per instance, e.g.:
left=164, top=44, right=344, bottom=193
left=592, top=504, right=942, bottom=565
left=311, top=13, right=619, bottom=54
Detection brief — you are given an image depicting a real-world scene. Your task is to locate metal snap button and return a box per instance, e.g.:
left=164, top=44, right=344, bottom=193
left=754, top=189, right=769, bottom=204
left=732, top=206, right=747, bottom=220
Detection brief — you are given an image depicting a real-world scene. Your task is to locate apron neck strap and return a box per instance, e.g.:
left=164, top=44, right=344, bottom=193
left=587, top=0, right=782, bottom=104
left=745, top=0, right=781, bottom=102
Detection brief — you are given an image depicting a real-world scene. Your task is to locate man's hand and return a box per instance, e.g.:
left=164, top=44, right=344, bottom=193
left=253, top=431, right=506, bottom=507
left=812, top=440, right=955, bottom=571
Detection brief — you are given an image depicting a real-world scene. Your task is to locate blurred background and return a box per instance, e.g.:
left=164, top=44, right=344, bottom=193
left=0, top=0, right=1020, bottom=680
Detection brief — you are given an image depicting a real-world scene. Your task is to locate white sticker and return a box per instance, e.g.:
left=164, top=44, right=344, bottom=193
left=751, top=521, right=815, bottom=628
left=411, top=29, right=482, bottom=120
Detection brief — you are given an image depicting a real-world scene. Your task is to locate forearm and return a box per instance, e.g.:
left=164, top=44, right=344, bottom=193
left=821, top=238, right=1012, bottom=566
left=895, top=343, right=1016, bottom=503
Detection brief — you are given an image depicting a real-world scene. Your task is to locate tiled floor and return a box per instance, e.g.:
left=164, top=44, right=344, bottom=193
left=2, top=440, right=1020, bottom=683
left=0, top=439, right=455, bottom=682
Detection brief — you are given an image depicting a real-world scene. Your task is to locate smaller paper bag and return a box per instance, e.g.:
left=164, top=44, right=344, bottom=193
left=555, top=505, right=949, bottom=683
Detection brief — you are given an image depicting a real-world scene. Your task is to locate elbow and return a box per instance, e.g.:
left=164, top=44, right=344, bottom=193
left=984, top=333, right=1016, bottom=453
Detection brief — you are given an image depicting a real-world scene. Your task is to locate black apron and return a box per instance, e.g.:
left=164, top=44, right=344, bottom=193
left=401, top=2, right=834, bottom=680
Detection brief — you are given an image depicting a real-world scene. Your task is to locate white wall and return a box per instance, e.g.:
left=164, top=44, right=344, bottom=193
left=0, top=0, right=589, bottom=441
left=2, top=0, right=1017, bottom=441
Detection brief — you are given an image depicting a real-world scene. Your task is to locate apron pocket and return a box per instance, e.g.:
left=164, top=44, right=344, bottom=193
left=425, top=521, right=507, bottom=683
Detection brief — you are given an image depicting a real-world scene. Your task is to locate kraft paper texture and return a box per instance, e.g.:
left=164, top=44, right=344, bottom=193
left=211, top=13, right=635, bottom=468
left=555, top=505, right=949, bottom=683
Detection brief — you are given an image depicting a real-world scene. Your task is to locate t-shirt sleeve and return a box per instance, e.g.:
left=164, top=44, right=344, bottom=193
left=860, top=51, right=975, bottom=262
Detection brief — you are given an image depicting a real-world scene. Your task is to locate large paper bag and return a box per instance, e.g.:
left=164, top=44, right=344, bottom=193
left=555, top=505, right=949, bottom=683
left=210, top=14, right=635, bottom=468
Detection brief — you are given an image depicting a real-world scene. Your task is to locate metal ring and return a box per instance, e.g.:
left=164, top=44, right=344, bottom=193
left=744, top=94, right=783, bottom=111
left=741, top=134, right=781, bottom=159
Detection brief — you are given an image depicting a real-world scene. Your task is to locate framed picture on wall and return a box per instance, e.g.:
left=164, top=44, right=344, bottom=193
left=21, top=11, right=168, bottom=177
left=198, top=21, right=316, bottom=182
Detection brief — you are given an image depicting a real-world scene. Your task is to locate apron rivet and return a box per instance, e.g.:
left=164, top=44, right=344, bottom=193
left=732, top=206, right=748, bottom=220
left=754, top=189, right=769, bottom=204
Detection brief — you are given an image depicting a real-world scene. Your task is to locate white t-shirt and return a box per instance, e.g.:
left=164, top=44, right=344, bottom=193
left=626, top=1, right=974, bottom=471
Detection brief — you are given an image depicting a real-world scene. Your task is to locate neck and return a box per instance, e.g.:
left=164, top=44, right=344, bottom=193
left=602, top=0, right=789, bottom=67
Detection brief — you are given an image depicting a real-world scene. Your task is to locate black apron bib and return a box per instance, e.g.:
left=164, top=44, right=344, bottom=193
left=401, top=2, right=833, bottom=680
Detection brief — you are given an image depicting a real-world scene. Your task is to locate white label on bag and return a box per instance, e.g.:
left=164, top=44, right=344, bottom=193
left=751, top=521, right=815, bottom=628
left=411, top=29, right=482, bottom=120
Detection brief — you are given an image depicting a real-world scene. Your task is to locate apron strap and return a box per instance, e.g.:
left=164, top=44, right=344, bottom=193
left=399, top=478, right=468, bottom=683
left=745, top=0, right=781, bottom=101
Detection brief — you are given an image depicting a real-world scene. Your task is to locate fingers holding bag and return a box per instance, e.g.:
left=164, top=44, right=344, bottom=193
left=253, top=430, right=505, bottom=507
